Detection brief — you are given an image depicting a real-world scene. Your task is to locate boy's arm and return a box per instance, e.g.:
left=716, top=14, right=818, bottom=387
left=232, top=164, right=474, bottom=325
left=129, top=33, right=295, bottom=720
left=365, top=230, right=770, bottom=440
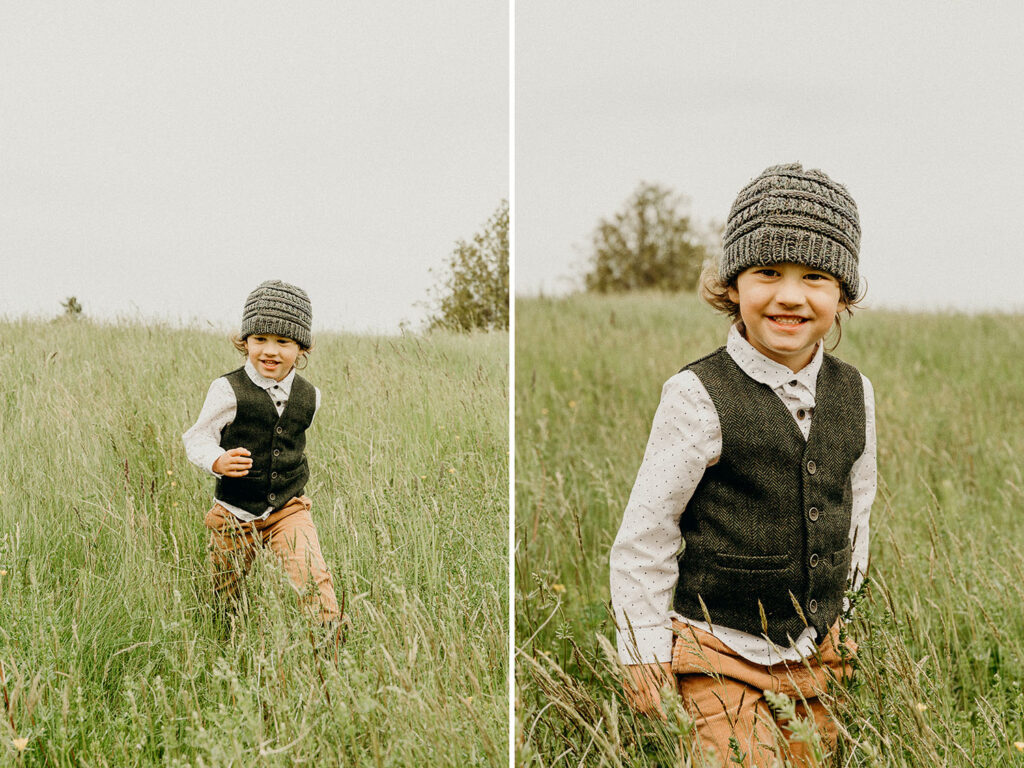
left=310, top=385, right=321, bottom=423
left=610, top=371, right=720, bottom=669
left=847, top=375, right=877, bottom=593
left=182, top=378, right=237, bottom=476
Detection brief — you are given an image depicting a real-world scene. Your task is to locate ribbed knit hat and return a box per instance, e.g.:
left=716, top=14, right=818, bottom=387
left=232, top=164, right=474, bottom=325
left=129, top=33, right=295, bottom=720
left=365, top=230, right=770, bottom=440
left=720, top=163, right=861, bottom=300
left=239, top=280, right=313, bottom=348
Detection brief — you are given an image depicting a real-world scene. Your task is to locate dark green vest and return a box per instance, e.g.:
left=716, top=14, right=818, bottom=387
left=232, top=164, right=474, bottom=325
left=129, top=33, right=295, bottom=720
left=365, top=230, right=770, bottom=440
left=215, top=367, right=316, bottom=515
left=673, top=348, right=865, bottom=645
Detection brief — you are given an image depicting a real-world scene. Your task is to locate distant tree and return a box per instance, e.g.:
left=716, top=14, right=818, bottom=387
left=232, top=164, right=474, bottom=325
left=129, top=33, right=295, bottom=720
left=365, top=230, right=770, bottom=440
left=427, top=200, right=508, bottom=332
left=585, top=182, right=717, bottom=293
left=61, top=296, right=83, bottom=317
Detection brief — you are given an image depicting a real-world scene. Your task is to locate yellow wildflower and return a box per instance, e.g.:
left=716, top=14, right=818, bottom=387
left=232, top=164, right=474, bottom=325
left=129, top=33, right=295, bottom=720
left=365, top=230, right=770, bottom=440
left=1015, top=742, right=1024, bottom=752
left=568, top=401, right=577, bottom=409
left=12, top=738, right=28, bottom=752
left=552, top=584, right=565, bottom=593
left=916, top=702, right=928, bottom=712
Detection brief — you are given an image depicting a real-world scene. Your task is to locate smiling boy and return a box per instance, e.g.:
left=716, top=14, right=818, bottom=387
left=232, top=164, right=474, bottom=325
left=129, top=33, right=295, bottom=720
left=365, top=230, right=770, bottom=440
left=183, top=280, right=340, bottom=631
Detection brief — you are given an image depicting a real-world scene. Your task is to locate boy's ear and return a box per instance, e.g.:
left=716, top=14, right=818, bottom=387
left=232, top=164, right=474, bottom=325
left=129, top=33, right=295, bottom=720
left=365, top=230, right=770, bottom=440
left=726, top=284, right=740, bottom=305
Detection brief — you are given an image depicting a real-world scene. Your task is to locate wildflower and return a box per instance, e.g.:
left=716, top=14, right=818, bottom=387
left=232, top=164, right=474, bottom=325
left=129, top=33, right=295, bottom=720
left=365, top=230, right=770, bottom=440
left=552, top=584, right=565, bottom=593
left=12, top=738, right=28, bottom=752
left=916, top=702, right=928, bottom=712
left=568, top=401, right=577, bottom=409
left=541, top=408, right=548, bottom=415
left=0, top=570, right=6, bottom=577
left=420, top=475, right=426, bottom=480
left=1015, top=742, right=1024, bottom=752
left=166, top=470, right=173, bottom=476
left=170, top=481, right=177, bottom=487
left=448, top=468, right=456, bottom=474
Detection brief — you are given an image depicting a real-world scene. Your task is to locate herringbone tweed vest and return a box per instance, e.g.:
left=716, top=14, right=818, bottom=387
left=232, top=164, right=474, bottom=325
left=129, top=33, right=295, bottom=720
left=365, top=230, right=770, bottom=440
left=673, top=347, right=865, bottom=645
left=215, top=368, right=316, bottom=515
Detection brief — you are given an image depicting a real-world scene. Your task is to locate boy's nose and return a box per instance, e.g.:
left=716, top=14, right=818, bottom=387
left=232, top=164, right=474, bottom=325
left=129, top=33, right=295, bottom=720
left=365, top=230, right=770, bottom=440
left=774, top=277, right=806, bottom=306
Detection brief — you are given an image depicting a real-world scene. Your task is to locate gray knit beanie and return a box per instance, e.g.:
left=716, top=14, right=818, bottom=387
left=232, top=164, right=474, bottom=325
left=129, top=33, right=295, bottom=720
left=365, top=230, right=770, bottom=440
left=720, top=163, right=861, bottom=300
left=239, top=280, right=313, bottom=348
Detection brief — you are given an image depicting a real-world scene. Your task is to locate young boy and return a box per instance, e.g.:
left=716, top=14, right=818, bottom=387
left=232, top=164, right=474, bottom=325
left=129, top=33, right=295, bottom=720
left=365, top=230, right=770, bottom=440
left=611, top=164, right=877, bottom=766
left=183, top=279, right=340, bottom=630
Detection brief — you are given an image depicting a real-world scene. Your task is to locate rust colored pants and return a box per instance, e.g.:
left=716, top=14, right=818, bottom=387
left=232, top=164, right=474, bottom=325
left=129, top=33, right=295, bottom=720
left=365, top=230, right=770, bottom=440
left=672, top=620, right=855, bottom=768
left=204, top=496, right=339, bottom=624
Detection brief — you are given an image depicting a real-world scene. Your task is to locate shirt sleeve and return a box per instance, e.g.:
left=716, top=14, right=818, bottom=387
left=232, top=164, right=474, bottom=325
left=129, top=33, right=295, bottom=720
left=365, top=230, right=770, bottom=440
left=609, top=371, right=721, bottom=665
left=847, top=374, right=877, bottom=592
left=312, top=385, right=322, bottom=422
left=182, top=378, right=236, bottom=476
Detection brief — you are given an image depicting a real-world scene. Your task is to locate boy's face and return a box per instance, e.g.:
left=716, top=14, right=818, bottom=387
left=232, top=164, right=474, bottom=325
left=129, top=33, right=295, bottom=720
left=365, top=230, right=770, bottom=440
left=727, top=261, right=846, bottom=373
left=245, top=334, right=300, bottom=381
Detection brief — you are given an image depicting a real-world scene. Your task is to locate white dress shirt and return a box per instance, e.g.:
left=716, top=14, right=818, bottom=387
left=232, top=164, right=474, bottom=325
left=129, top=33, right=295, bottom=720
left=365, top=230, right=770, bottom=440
left=610, top=325, right=876, bottom=666
left=182, top=359, right=321, bottom=522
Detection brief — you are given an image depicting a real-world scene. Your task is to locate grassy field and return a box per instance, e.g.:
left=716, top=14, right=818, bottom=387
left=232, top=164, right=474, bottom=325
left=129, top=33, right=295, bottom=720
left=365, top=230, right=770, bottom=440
left=0, top=318, right=508, bottom=767
left=515, top=293, right=1024, bottom=766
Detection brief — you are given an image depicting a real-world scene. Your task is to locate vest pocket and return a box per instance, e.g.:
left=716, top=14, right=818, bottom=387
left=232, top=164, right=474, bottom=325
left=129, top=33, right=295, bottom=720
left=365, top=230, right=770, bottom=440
left=710, top=551, right=789, bottom=572
left=819, top=542, right=853, bottom=580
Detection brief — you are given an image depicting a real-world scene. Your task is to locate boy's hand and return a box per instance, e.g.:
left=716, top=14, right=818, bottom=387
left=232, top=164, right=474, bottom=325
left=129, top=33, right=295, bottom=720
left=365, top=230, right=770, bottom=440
left=623, top=662, right=674, bottom=719
left=212, top=448, right=252, bottom=477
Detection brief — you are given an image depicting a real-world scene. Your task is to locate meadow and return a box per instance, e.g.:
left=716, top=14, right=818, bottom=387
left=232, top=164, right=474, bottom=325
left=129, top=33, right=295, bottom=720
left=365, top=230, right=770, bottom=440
left=515, top=293, right=1024, bottom=766
left=0, top=318, right=508, bottom=767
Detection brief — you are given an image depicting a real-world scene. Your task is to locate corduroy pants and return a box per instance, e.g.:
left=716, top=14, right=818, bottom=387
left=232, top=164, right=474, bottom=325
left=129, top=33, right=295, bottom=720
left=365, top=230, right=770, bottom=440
left=204, top=496, right=339, bottom=624
left=672, top=620, right=855, bottom=768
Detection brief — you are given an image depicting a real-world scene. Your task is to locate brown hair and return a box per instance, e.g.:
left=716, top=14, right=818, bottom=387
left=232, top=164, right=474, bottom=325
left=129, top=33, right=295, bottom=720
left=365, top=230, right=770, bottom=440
left=230, top=333, right=314, bottom=370
left=698, top=260, right=862, bottom=351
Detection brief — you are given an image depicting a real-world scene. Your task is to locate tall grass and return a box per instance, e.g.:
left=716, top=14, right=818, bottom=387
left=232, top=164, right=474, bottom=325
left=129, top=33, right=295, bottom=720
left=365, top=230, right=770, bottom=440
left=0, top=318, right=508, bottom=766
left=515, top=293, right=1024, bottom=766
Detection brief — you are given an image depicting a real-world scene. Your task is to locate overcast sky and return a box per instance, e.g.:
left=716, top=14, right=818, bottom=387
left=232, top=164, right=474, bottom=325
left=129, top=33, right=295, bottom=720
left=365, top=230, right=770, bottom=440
left=2, top=1, right=508, bottom=333
left=516, top=2, right=1024, bottom=313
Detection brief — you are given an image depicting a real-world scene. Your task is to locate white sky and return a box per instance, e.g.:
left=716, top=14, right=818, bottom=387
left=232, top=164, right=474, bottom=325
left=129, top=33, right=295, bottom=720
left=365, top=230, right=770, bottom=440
left=2, top=1, right=508, bottom=333
left=516, top=1, right=1024, bottom=312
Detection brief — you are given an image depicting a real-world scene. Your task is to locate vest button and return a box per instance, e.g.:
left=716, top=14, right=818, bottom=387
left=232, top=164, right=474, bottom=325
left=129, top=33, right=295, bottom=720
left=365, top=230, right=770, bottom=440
left=808, top=599, right=818, bottom=614
left=276, top=427, right=283, bottom=435
left=808, top=507, right=820, bottom=521
left=810, top=553, right=819, bottom=568
left=273, top=449, right=281, bottom=457
left=271, top=472, right=278, bottom=479
left=806, top=460, right=817, bottom=475
left=268, top=493, right=276, bottom=501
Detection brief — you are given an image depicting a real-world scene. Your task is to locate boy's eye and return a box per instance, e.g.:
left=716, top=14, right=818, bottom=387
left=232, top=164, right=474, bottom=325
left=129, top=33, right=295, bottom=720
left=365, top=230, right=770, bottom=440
left=754, top=268, right=779, bottom=277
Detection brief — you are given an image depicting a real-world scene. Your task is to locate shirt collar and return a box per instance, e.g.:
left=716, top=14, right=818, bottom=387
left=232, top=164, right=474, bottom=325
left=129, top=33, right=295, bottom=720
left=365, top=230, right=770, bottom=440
left=725, top=323, right=822, bottom=395
left=243, top=358, right=295, bottom=393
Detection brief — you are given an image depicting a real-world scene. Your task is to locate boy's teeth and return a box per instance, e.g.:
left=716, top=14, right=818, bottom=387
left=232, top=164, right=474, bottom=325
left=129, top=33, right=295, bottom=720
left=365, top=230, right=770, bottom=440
left=772, top=317, right=804, bottom=325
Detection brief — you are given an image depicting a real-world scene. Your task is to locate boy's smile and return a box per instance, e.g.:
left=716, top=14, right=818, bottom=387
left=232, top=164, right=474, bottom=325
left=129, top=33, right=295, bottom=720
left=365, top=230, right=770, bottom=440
left=245, top=334, right=300, bottom=381
left=727, top=262, right=846, bottom=372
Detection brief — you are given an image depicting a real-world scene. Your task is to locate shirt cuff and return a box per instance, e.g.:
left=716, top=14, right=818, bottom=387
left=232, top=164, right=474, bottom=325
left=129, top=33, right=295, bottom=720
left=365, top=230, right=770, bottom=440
left=195, top=446, right=226, bottom=477
left=616, top=624, right=674, bottom=666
